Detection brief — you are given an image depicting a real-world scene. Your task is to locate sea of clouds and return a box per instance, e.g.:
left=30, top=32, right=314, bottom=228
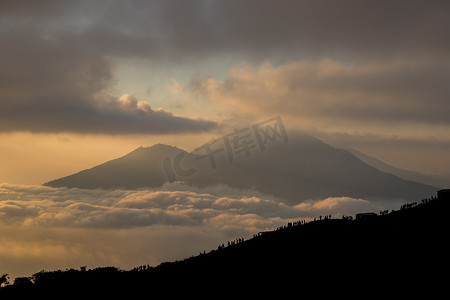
left=0, top=182, right=404, bottom=279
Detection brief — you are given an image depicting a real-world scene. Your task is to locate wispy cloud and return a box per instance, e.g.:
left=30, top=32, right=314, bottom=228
left=189, top=58, right=450, bottom=127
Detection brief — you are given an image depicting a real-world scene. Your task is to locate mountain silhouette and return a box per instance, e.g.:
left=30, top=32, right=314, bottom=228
left=44, top=132, right=437, bottom=203
left=44, top=144, right=184, bottom=190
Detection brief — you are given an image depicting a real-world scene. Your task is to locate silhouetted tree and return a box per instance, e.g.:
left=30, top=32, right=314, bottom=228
left=0, top=274, right=9, bottom=288
left=13, top=277, right=33, bottom=288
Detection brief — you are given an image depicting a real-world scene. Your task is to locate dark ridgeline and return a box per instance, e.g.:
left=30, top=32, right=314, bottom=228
left=1, top=190, right=448, bottom=297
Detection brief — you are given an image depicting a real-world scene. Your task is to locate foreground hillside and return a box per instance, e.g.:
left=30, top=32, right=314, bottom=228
left=2, top=190, right=448, bottom=296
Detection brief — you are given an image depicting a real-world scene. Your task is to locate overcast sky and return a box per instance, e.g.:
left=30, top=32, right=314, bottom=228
left=1, top=0, right=449, bottom=180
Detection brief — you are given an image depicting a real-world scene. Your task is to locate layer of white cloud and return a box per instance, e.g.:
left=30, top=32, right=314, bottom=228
left=0, top=183, right=403, bottom=228
left=0, top=183, right=404, bottom=279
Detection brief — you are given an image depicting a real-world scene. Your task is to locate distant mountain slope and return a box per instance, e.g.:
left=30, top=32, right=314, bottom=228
left=346, top=147, right=448, bottom=188
left=187, top=132, right=437, bottom=202
left=44, top=144, right=185, bottom=189
left=44, top=132, right=437, bottom=203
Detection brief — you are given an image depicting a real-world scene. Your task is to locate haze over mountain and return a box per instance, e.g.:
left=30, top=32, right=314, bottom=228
left=346, top=147, right=449, bottom=188
left=44, top=132, right=436, bottom=203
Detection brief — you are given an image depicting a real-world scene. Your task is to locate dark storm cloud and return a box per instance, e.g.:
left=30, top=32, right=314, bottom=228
left=215, top=0, right=450, bottom=59
left=124, top=0, right=450, bottom=61
left=90, top=0, right=450, bottom=61
left=3, top=0, right=450, bottom=60
left=0, top=0, right=448, bottom=133
left=0, top=22, right=216, bottom=134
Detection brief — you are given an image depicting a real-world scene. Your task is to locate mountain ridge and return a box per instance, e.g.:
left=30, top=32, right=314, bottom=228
left=44, top=144, right=186, bottom=190
left=345, top=147, right=449, bottom=188
left=44, top=132, right=437, bottom=203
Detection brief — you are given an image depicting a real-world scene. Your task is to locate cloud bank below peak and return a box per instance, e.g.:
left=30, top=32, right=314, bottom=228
left=0, top=182, right=407, bottom=279
left=0, top=183, right=403, bottom=229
